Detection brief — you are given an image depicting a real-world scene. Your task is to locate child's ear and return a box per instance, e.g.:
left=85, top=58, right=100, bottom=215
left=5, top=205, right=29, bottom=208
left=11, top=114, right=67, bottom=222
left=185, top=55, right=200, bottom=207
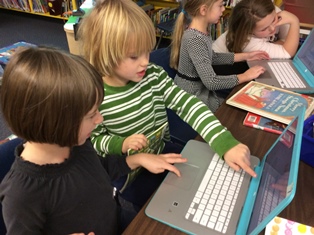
left=199, top=4, right=208, bottom=16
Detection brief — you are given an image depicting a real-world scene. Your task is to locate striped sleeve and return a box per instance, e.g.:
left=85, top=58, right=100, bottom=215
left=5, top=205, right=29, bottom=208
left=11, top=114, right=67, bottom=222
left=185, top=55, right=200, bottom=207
left=154, top=65, right=240, bottom=157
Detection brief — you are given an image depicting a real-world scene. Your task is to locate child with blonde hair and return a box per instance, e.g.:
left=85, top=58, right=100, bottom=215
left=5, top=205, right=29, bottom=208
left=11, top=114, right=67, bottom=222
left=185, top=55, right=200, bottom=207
left=79, top=0, right=257, bottom=221
left=170, top=0, right=269, bottom=112
left=213, top=0, right=300, bottom=59
left=0, top=46, right=187, bottom=234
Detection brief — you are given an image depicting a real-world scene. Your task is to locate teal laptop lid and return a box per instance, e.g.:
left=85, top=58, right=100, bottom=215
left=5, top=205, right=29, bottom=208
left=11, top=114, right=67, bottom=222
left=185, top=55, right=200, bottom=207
left=293, top=29, right=314, bottom=88
left=237, top=107, right=305, bottom=235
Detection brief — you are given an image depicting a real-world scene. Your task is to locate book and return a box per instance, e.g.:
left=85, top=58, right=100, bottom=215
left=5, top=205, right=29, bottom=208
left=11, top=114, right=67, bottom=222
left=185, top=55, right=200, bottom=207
left=226, top=81, right=314, bottom=124
left=265, top=216, right=314, bottom=234
left=119, top=122, right=168, bottom=193
left=243, top=112, right=287, bottom=134
left=141, top=4, right=154, bottom=12
left=0, top=41, right=36, bottom=66
left=0, top=41, right=36, bottom=86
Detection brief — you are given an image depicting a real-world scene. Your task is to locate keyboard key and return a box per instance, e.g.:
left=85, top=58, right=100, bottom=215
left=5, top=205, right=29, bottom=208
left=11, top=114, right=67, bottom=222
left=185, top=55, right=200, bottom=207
left=185, top=153, right=245, bottom=233
left=268, top=62, right=306, bottom=88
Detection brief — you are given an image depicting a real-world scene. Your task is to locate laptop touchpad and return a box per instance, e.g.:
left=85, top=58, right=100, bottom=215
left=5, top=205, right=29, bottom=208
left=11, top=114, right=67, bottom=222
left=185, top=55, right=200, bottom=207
left=164, top=163, right=199, bottom=190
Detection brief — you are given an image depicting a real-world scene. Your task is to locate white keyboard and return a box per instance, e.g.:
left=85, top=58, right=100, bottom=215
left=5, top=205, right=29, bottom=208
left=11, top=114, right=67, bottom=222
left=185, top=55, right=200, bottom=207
left=268, top=61, right=306, bottom=88
left=185, top=154, right=245, bottom=234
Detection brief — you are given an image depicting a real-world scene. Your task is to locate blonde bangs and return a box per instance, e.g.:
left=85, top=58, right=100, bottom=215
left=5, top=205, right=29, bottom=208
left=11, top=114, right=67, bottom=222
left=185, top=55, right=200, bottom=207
left=79, top=0, right=156, bottom=76
left=128, top=6, right=156, bottom=55
left=111, top=1, right=156, bottom=58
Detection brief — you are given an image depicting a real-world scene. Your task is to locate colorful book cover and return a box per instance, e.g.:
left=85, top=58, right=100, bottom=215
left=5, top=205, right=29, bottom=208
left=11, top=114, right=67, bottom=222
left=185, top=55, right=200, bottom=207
left=119, top=122, right=168, bottom=193
left=127, top=122, right=168, bottom=155
left=226, top=81, right=314, bottom=124
left=243, top=112, right=287, bottom=134
left=0, top=41, right=36, bottom=65
left=265, top=216, right=314, bottom=235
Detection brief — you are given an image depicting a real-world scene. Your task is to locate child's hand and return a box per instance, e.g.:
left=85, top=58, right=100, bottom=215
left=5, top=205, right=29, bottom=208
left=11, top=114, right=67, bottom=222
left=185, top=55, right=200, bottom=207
left=127, top=153, right=187, bottom=176
left=122, top=134, right=147, bottom=154
left=237, top=65, right=266, bottom=83
left=246, top=51, right=270, bottom=61
left=223, top=143, right=257, bottom=178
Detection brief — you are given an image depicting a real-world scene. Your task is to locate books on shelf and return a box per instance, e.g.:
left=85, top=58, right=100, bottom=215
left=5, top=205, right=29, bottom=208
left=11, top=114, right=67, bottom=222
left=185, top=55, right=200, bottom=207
left=0, top=0, right=30, bottom=11
left=141, top=3, right=154, bottom=12
left=243, top=112, right=287, bottom=134
left=210, top=12, right=230, bottom=40
left=226, top=81, right=314, bottom=124
left=140, top=3, right=179, bottom=37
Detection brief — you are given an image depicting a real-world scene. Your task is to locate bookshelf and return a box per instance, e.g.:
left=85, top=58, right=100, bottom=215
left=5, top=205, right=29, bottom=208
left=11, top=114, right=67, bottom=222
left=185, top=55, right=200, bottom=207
left=137, top=0, right=232, bottom=40
left=0, top=0, right=82, bottom=20
left=145, top=0, right=314, bottom=41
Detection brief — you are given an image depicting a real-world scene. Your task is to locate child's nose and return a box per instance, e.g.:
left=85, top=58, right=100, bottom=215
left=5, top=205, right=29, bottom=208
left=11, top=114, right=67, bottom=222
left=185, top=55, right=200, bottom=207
left=141, top=56, right=149, bottom=67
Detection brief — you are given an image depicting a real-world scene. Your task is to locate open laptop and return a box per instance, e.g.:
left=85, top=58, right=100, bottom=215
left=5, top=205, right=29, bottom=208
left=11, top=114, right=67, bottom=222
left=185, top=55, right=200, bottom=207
left=247, top=28, right=314, bottom=93
left=145, top=108, right=305, bottom=235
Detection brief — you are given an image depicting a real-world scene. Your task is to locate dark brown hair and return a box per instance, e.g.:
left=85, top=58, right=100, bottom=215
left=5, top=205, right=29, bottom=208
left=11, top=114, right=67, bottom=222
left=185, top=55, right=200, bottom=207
left=226, top=0, right=275, bottom=52
left=0, top=46, right=104, bottom=147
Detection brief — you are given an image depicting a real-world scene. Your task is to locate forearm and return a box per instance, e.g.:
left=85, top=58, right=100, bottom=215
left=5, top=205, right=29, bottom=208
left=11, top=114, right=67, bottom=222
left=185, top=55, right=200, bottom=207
left=125, top=153, right=144, bottom=170
left=91, top=131, right=125, bottom=156
left=283, top=17, right=300, bottom=57
left=279, top=10, right=300, bottom=57
left=234, top=53, right=247, bottom=62
left=167, top=88, right=239, bottom=158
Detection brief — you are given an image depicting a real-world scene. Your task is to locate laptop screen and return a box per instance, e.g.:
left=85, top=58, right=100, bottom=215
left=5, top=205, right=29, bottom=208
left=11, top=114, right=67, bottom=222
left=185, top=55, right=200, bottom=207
left=295, top=29, right=314, bottom=75
left=247, top=115, right=299, bottom=234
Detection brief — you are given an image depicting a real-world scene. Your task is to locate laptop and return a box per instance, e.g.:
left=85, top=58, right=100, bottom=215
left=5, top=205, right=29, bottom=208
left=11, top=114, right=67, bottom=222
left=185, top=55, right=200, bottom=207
left=247, top=28, right=314, bottom=94
left=145, top=108, right=305, bottom=235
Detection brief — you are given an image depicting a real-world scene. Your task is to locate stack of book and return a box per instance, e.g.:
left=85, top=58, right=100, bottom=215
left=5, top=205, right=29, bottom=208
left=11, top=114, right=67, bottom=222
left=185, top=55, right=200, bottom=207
left=227, top=81, right=314, bottom=134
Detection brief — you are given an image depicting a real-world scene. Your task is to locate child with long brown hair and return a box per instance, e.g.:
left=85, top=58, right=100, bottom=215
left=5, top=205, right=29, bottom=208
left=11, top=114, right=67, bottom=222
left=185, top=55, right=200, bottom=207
left=170, top=0, right=269, bottom=112
left=213, top=0, right=300, bottom=59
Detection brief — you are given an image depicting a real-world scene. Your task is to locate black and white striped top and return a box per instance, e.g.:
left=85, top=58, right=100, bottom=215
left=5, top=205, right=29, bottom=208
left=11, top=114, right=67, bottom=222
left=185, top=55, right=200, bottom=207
left=174, top=28, right=239, bottom=112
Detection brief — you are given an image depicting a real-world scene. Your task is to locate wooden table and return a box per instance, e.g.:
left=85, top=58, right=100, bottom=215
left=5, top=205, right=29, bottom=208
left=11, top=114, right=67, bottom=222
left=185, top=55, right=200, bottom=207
left=123, top=85, right=314, bottom=235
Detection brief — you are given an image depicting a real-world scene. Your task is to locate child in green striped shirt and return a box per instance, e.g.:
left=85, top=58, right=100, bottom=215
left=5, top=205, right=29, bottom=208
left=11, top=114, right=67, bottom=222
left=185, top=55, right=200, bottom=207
left=78, top=0, right=257, bottom=222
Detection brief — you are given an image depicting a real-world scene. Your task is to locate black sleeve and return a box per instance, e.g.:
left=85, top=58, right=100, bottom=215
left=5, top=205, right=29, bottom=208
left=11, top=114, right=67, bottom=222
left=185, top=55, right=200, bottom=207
left=98, top=154, right=131, bottom=181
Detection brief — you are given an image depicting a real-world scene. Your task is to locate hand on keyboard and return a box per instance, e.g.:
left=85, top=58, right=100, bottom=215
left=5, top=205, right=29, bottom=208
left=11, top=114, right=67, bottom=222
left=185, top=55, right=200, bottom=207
left=223, top=143, right=257, bottom=178
left=245, top=50, right=270, bottom=61
left=127, top=153, right=187, bottom=177
left=237, top=65, right=266, bottom=83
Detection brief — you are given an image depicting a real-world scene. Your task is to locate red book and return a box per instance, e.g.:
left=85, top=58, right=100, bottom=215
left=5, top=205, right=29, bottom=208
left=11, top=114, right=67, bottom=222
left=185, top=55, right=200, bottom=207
left=243, top=112, right=287, bottom=134
left=227, top=81, right=314, bottom=124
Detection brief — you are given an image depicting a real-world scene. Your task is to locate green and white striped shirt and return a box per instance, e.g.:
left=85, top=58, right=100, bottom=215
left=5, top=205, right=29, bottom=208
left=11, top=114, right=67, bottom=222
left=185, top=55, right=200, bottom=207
left=91, top=63, right=239, bottom=158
